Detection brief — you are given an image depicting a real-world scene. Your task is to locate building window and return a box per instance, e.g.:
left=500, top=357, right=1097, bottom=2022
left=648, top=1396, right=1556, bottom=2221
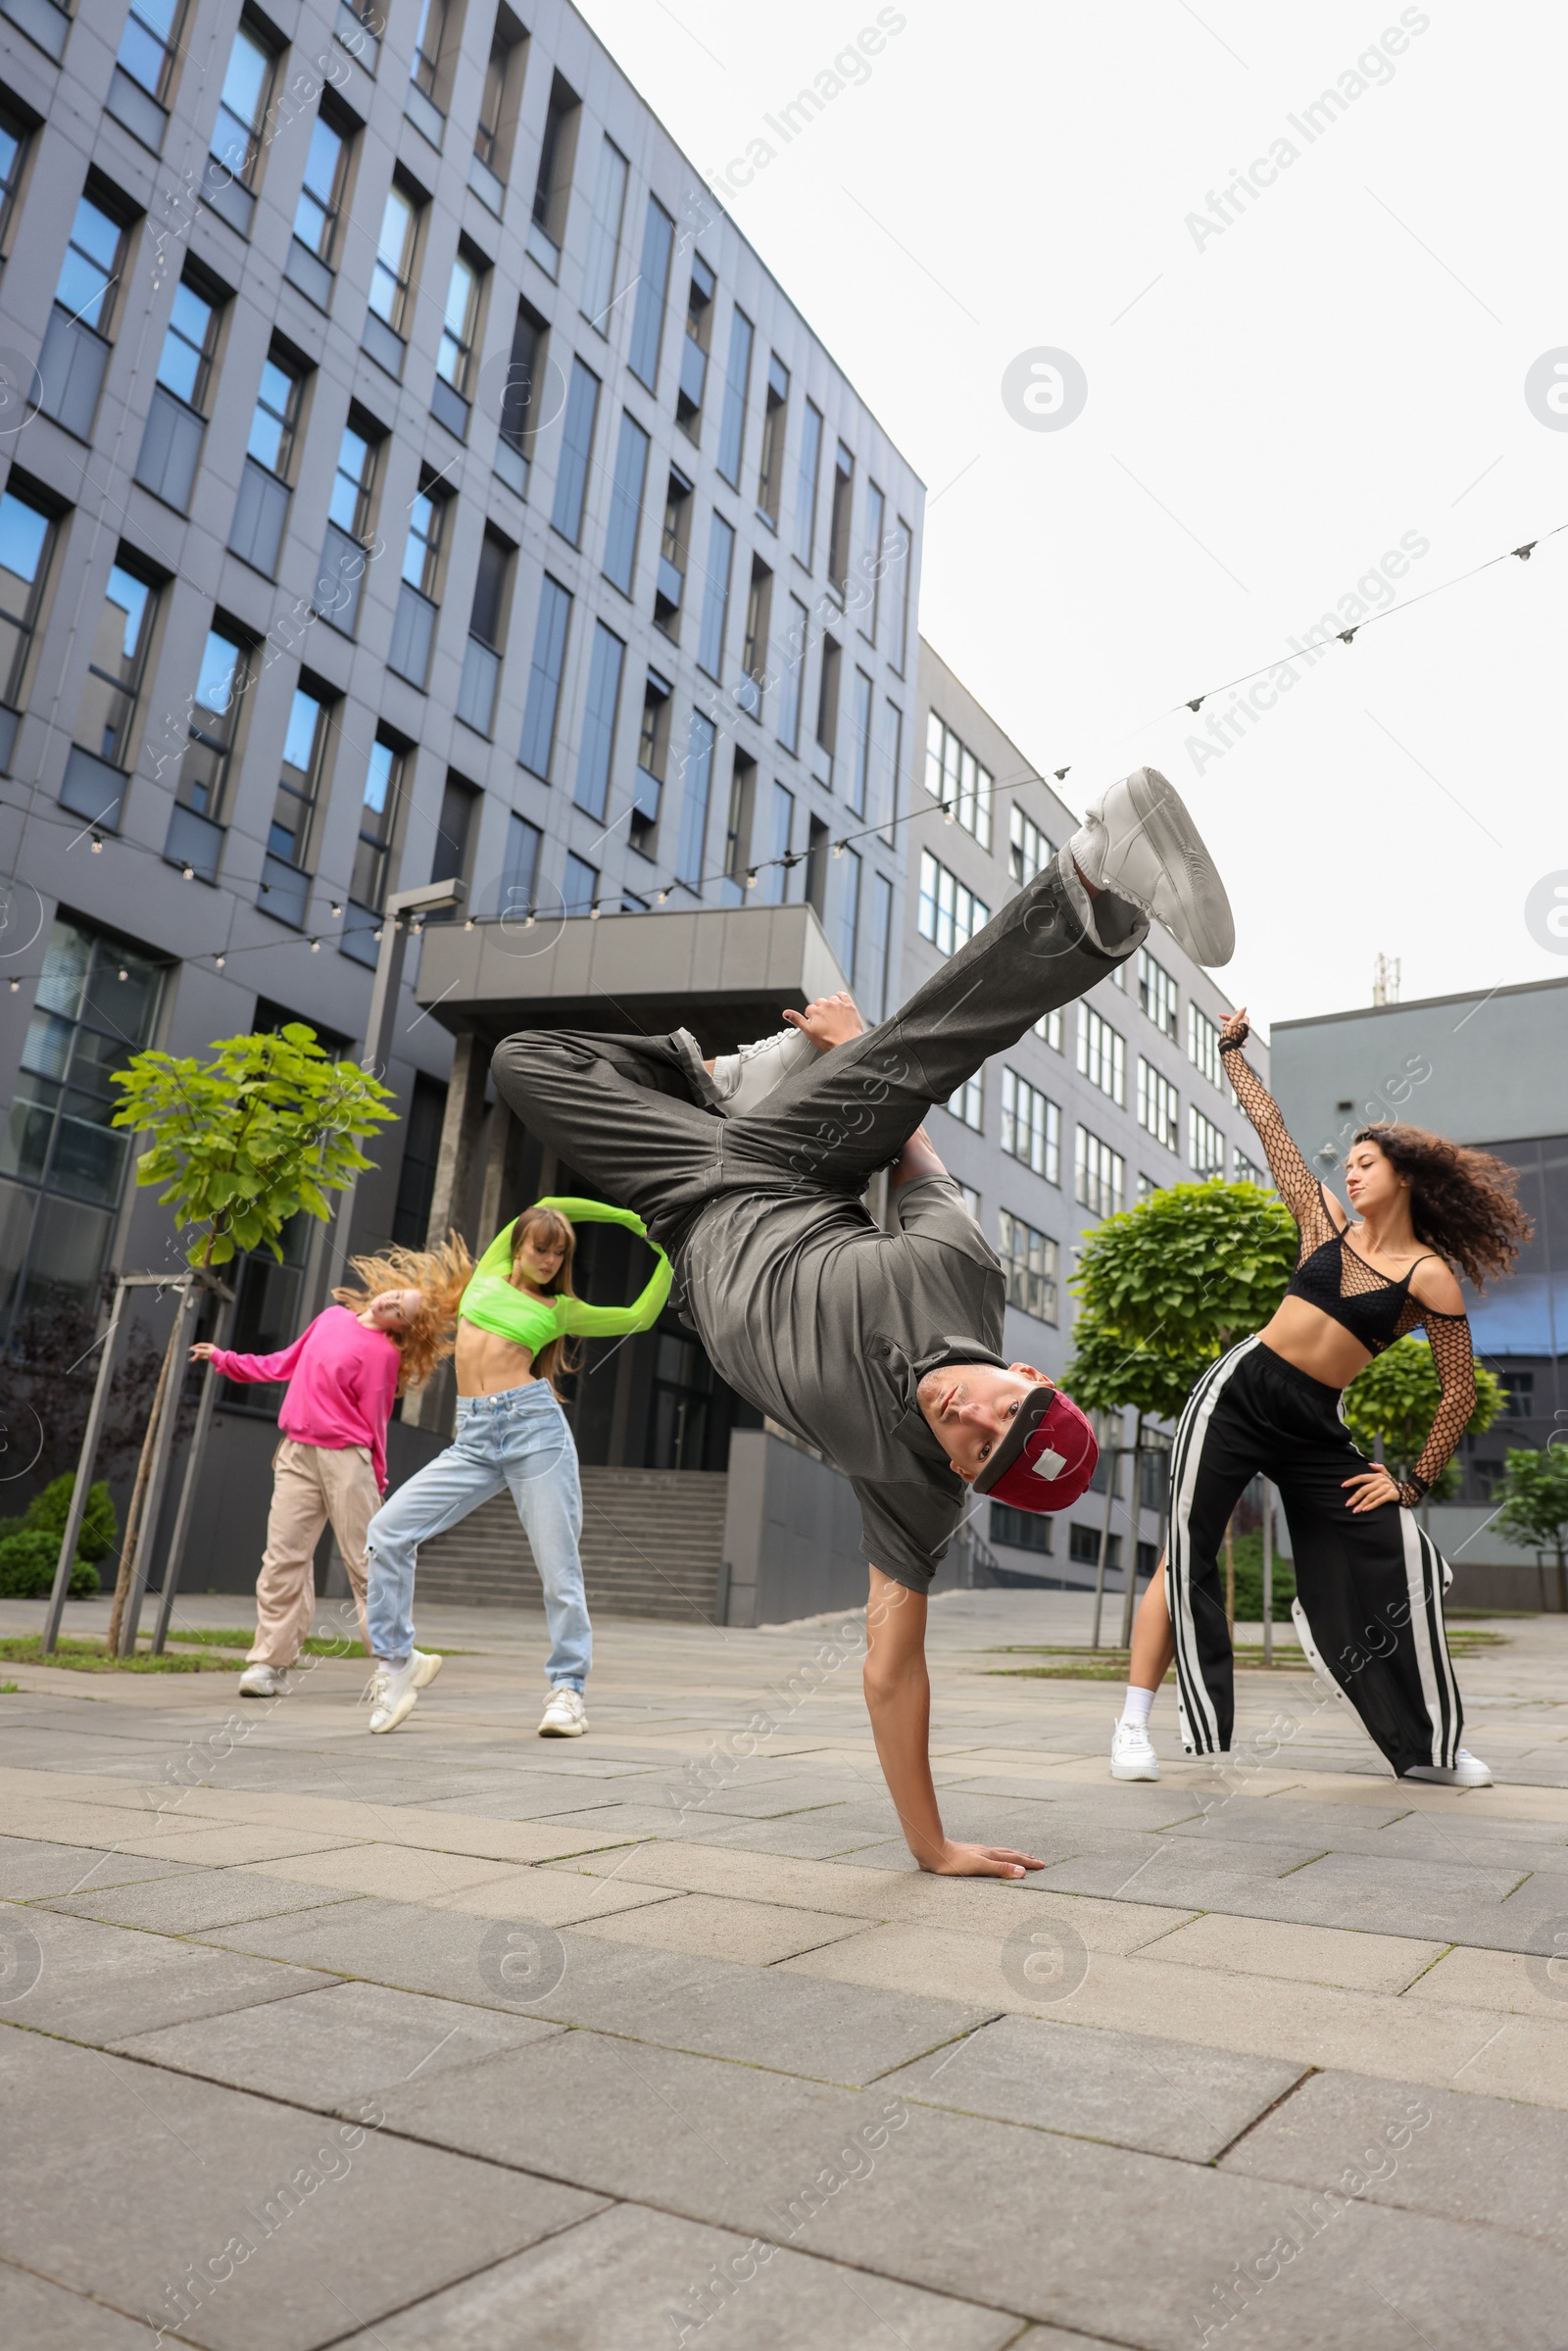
left=496, top=300, right=546, bottom=490
left=777, top=594, right=808, bottom=753
left=923, top=711, right=993, bottom=850
left=266, top=683, right=329, bottom=875
left=529, top=73, right=580, bottom=270
left=719, top=750, right=755, bottom=901
left=1139, top=947, right=1179, bottom=1042
left=437, top=248, right=482, bottom=394
left=1070, top=1523, right=1118, bottom=1571
left=676, top=709, right=715, bottom=887
left=715, top=306, right=754, bottom=487
left=0, top=103, right=30, bottom=254
left=368, top=178, right=420, bottom=331
left=827, top=439, right=855, bottom=596
left=0, top=915, right=165, bottom=1339
left=551, top=356, right=600, bottom=546
left=457, top=527, right=512, bottom=735
left=946, top=1070, right=983, bottom=1132
left=519, top=575, right=572, bottom=779
left=410, top=0, right=449, bottom=102
left=1035, top=1008, right=1062, bottom=1051
left=1233, top=1146, right=1268, bottom=1188
left=1009, top=805, right=1052, bottom=887
left=795, top=399, right=823, bottom=566
left=917, top=851, right=989, bottom=956
left=563, top=850, right=598, bottom=915
left=697, top=512, right=735, bottom=681
left=859, top=480, right=884, bottom=643
left=118, top=0, right=185, bottom=102
left=212, top=20, right=275, bottom=187
left=847, top=668, right=873, bottom=817
left=1189, top=1002, right=1224, bottom=1090
left=56, top=191, right=126, bottom=337
left=991, top=1502, right=1054, bottom=1556
left=677, top=256, right=714, bottom=438
left=1137, top=1172, right=1159, bottom=1204
left=758, top=354, right=788, bottom=525
left=1002, top=1067, right=1060, bottom=1184
left=878, top=697, right=903, bottom=840
left=402, top=480, right=447, bottom=602
left=295, top=110, right=349, bottom=264
left=835, top=845, right=861, bottom=981
left=1137, top=1058, right=1180, bottom=1153
left=574, top=621, right=625, bottom=820
left=741, top=559, right=772, bottom=714
left=761, top=780, right=795, bottom=905
left=599, top=412, right=649, bottom=602
left=956, top=1183, right=981, bottom=1224
left=814, top=634, right=840, bottom=776
left=581, top=134, right=628, bottom=327
left=892, top=514, right=912, bottom=677
left=78, top=559, right=159, bottom=768
left=998, top=1210, right=1058, bottom=1325
left=0, top=483, right=59, bottom=710
left=392, top=1073, right=448, bottom=1249
left=156, top=275, right=222, bottom=408
left=502, top=811, right=541, bottom=920
left=328, top=416, right=377, bottom=539
left=1078, top=1005, right=1126, bottom=1107
left=1190, top=1105, right=1226, bottom=1180
left=1076, top=1126, right=1126, bottom=1219
left=246, top=349, right=304, bottom=477
left=627, top=196, right=674, bottom=389
left=178, top=626, right=249, bottom=821
left=352, top=736, right=405, bottom=911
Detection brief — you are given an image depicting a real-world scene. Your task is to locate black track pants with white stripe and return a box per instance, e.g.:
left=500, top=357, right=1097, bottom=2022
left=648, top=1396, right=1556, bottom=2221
left=1166, top=1337, right=1462, bottom=1775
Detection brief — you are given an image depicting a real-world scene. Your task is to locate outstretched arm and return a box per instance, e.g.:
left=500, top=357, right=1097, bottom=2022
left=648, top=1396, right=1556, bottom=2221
left=1407, top=1293, right=1478, bottom=1507
left=1219, top=1008, right=1335, bottom=1240
left=862, top=1566, right=1043, bottom=1878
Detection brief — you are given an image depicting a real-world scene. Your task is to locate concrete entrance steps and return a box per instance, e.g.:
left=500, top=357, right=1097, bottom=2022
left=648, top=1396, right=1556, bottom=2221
left=416, top=1466, right=728, bottom=1624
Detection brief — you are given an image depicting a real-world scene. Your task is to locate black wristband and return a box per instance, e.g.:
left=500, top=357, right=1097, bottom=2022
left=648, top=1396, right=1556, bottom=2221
left=1218, top=1033, right=1248, bottom=1054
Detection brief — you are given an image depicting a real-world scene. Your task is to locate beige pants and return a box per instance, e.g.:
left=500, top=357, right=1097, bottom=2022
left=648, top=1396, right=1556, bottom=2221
left=250, top=1440, right=376, bottom=1666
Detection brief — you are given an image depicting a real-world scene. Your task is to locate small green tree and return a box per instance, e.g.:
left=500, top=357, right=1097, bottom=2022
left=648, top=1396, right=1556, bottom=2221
left=1494, top=1445, right=1568, bottom=1610
left=1342, top=1334, right=1503, bottom=1502
left=1066, top=1182, right=1298, bottom=1635
left=98, top=1025, right=399, bottom=1649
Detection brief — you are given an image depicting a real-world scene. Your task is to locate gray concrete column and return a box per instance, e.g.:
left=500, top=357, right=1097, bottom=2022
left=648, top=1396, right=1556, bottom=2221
left=424, top=1032, right=489, bottom=1250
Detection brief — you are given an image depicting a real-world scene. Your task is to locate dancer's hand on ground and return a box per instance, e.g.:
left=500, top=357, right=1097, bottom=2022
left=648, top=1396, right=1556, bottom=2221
left=1221, top=1005, right=1250, bottom=1049
left=923, top=1840, right=1045, bottom=1880
left=189, top=1342, right=217, bottom=1363
left=1344, top=1466, right=1402, bottom=1513
left=783, top=991, right=864, bottom=1051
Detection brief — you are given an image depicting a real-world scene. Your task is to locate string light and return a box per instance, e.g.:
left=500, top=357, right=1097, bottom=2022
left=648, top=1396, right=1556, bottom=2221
left=743, top=869, right=757, bottom=889
left=588, top=900, right=602, bottom=919
left=329, top=901, right=342, bottom=916
left=309, top=938, right=320, bottom=952
left=181, top=864, right=195, bottom=880
left=215, top=955, right=225, bottom=968
left=117, top=967, right=127, bottom=981
left=90, top=832, right=103, bottom=853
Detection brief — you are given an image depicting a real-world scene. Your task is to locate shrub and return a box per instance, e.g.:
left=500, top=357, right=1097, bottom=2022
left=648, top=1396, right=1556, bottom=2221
left=24, top=1473, right=118, bottom=1562
left=1226, top=1528, right=1297, bottom=1624
left=0, top=1529, right=99, bottom=1598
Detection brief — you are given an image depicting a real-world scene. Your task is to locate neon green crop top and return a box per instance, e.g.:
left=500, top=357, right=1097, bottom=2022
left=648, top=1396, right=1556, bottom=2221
left=458, top=1198, right=671, bottom=1355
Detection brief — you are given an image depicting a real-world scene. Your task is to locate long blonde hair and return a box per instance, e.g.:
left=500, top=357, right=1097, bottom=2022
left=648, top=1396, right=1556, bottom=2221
left=333, top=1234, right=472, bottom=1394
left=510, top=1203, right=578, bottom=1396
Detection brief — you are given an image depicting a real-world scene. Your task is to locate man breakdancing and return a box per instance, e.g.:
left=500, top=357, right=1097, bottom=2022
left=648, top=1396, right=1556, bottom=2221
left=492, top=769, right=1234, bottom=1878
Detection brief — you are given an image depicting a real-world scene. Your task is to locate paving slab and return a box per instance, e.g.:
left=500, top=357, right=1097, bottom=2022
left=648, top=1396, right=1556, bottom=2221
left=0, top=2257, right=154, bottom=2348
left=327, top=2199, right=1020, bottom=2350
left=571, top=1890, right=873, bottom=1965
left=39, top=1870, right=365, bottom=1935
left=1221, top=2069, right=1568, bottom=2246
left=882, top=2011, right=1305, bottom=2161
left=0, top=1832, right=205, bottom=1901
left=0, top=2024, right=604, bottom=2351
left=0, top=1900, right=337, bottom=2043
left=1137, top=1912, right=1446, bottom=1993
left=115, top=1980, right=565, bottom=2110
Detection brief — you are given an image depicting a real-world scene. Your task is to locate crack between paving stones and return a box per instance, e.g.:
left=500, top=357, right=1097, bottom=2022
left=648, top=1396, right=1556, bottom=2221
left=1202, top=2065, right=1321, bottom=2166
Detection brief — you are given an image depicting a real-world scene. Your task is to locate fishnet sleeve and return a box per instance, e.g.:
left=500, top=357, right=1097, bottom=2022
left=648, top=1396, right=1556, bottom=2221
left=1219, top=1039, right=1335, bottom=1248
left=1400, top=1310, right=1476, bottom=1508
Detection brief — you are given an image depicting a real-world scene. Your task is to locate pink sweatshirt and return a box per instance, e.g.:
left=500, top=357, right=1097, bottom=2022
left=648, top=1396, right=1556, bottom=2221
left=209, top=1306, right=401, bottom=1492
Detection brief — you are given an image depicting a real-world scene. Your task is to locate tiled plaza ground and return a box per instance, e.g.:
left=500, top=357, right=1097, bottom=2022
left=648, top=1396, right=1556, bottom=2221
left=2, top=1587, right=1567, bottom=2348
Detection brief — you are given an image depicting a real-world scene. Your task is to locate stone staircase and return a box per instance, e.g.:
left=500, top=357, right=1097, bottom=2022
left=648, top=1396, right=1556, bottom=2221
left=416, top=1466, right=729, bottom=1623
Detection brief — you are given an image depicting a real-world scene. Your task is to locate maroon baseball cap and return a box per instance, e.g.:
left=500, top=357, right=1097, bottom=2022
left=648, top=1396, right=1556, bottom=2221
left=972, top=1384, right=1098, bottom=1512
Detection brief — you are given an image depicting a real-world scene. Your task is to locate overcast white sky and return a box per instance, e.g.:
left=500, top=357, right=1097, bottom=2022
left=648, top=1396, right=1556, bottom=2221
left=575, top=0, right=1568, bottom=1034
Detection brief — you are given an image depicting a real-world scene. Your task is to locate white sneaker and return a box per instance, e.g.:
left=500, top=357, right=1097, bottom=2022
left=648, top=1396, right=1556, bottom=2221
left=412, top=1648, right=443, bottom=1690
left=366, top=1658, right=420, bottom=1736
left=238, top=1662, right=288, bottom=1698
left=538, top=1686, right=587, bottom=1738
left=1111, top=1717, right=1160, bottom=1781
left=1069, top=766, right=1235, bottom=967
left=1404, top=1747, right=1494, bottom=1788
left=706, top=1027, right=818, bottom=1119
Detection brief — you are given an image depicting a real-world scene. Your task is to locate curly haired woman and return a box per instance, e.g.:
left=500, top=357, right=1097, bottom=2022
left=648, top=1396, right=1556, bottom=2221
left=1111, top=1008, right=1530, bottom=1788
left=191, top=1239, right=471, bottom=1698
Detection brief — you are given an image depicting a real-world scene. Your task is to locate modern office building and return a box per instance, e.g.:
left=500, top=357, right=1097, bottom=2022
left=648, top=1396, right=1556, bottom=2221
left=0, top=0, right=922, bottom=1599
left=903, top=641, right=1258, bottom=1593
left=1272, top=972, right=1568, bottom=1600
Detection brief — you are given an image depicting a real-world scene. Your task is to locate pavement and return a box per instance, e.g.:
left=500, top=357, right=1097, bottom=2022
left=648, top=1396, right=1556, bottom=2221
left=1, top=1587, right=1567, bottom=2348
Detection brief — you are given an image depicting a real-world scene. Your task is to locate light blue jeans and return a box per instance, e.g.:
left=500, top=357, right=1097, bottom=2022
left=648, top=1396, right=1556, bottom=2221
left=366, top=1381, right=590, bottom=1690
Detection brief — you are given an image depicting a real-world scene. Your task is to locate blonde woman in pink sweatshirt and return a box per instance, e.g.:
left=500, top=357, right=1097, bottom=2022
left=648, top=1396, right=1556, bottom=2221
left=192, top=1240, right=470, bottom=1697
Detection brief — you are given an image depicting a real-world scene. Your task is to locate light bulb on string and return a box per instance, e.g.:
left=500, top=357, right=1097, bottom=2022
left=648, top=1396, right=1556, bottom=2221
left=215, top=955, right=225, bottom=969
left=90, top=832, right=103, bottom=853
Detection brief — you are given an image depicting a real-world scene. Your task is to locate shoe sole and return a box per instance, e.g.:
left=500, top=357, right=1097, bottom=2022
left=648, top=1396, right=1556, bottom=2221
left=369, top=1690, right=419, bottom=1736
left=1121, top=766, right=1235, bottom=966
left=413, top=1652, right=443, bottom=1690
left=538, top=1718, right=586, bottom=1738
left=1110, top=1759, right=1159, bottom=1781
left=238, top=1682, right=284, bottom=1698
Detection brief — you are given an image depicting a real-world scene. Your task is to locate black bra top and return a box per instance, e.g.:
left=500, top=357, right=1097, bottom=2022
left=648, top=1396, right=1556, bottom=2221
left=1285, top=1225, right=1435, bottom=1355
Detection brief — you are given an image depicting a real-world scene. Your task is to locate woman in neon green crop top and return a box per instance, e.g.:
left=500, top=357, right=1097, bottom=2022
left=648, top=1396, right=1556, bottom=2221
left=364, top=1200, right=670, bottom=1739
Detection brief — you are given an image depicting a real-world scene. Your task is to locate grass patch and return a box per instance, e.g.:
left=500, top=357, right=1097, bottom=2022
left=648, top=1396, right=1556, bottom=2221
left=0, top=1636, right=242, bottom=1674
left=162, top=1629, right=472, bottom=1657
left=0, top=1681, right=18, bottom=1693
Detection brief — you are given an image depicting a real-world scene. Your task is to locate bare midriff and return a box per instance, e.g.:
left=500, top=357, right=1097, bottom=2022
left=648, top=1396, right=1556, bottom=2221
left=455, top=1319, right=539, bottom=1398
left=1254, top=1296, right=1376, bottom=1390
